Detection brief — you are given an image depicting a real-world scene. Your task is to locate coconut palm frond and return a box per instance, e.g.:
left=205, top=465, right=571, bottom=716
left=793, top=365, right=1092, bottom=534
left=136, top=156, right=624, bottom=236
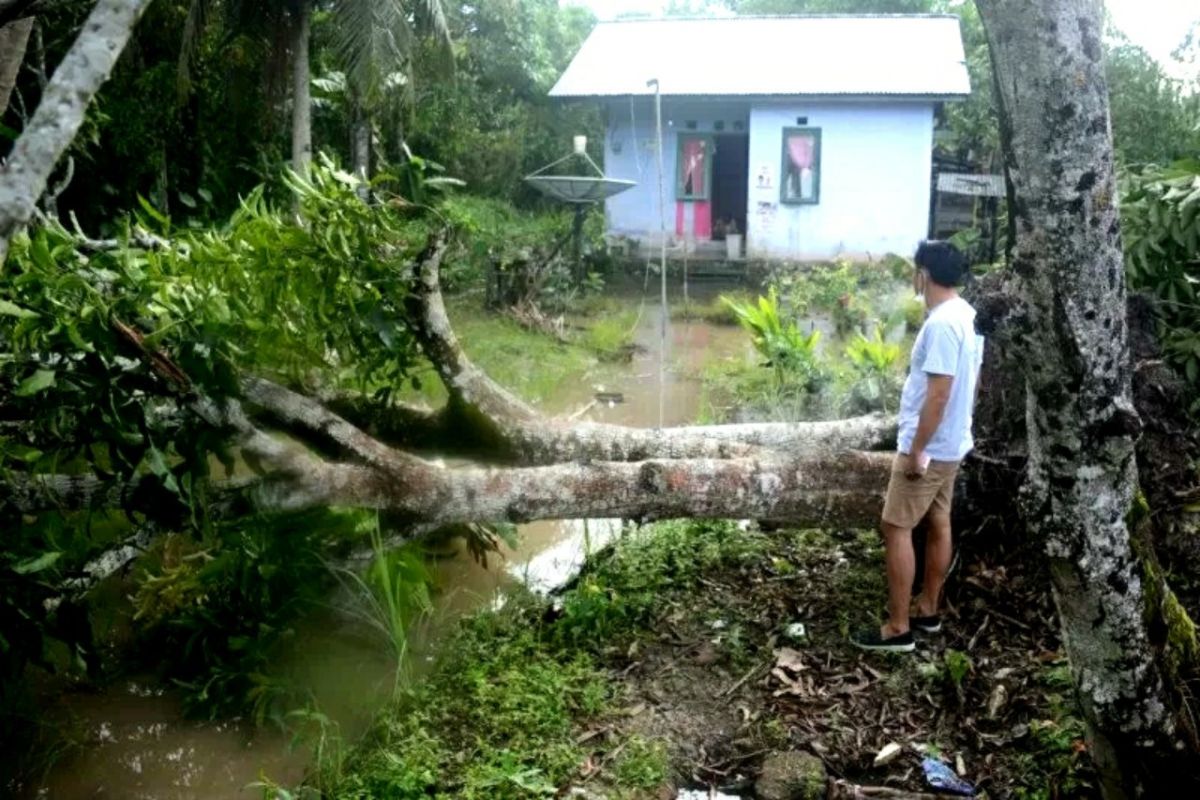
left=416, top=0, right=450, bottom=47
left=416, top=0, right=454, bottom=80
left=333, top=0, right=415, bottom=108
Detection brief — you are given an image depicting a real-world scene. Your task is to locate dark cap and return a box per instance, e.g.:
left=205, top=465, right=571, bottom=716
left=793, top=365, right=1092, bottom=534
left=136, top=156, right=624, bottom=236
left=914, top=240, right=968, bottom=287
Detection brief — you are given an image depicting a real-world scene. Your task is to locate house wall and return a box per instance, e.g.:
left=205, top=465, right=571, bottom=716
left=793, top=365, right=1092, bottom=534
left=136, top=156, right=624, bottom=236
left=600, top=97, right=935, bottom=261
left=602, top=98, right=750, bottom=247
left=746, top=101, right=934, bottom=260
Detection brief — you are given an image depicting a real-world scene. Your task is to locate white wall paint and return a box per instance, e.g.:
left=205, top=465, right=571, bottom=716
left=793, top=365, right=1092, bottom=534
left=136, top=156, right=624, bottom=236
left=602, top=98, right=935, bottom=260
left=747, top=101, right=934, bottom=260
left=602, top=98, right=749, bottom=246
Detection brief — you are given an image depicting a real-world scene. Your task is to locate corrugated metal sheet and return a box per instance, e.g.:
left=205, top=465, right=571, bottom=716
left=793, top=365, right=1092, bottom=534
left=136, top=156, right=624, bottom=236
left=549, top=15, right=970, bottom=99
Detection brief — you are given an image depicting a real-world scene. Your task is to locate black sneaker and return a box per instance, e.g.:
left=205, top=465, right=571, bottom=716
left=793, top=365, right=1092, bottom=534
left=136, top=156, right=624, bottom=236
left=910, top=614, right=942, bottom=633
left=850, top=628, right=915, bottom=653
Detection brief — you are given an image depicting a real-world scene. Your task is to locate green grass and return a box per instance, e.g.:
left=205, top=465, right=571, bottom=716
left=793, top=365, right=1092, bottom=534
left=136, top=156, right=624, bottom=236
left=325, top=520, right=766, bottom=799
left=554, top=519, right=768, bottom=650
left=577, top=308, right=640, bottom=361
left=671, top=290, right=753, bottom=326
left=396, top=296, right=643, bottom=408
left=329, top=602, right=610, bottom=800
left=398, top=298, right=603, bottom=408
left=611, top=735, right=669, bottom=791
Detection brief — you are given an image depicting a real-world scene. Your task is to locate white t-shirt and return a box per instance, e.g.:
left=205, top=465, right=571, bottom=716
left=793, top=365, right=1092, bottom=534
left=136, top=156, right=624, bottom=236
left=896, top=295, right=984, bottom=462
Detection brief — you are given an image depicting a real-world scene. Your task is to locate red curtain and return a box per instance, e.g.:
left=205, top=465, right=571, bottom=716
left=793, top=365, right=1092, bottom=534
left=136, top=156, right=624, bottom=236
left=682, top=138, right=706, bottom=195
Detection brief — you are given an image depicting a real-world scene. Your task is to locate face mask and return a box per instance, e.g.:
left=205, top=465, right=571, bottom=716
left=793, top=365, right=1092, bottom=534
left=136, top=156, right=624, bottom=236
left=913, top=268, right=928, bottom=304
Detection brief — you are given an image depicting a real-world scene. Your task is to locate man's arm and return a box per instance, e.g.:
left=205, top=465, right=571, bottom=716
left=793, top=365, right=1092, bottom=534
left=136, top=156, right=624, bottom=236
left=905, top=373, right=953, bottom=478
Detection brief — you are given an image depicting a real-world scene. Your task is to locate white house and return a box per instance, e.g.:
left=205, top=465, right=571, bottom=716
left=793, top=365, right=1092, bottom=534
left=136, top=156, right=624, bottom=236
left=549, top=15, right=971, bottom=261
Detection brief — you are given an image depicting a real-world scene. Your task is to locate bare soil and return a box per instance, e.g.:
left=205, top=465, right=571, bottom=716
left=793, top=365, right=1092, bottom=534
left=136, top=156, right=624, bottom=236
left=584, top=528, right=1094, bottom=799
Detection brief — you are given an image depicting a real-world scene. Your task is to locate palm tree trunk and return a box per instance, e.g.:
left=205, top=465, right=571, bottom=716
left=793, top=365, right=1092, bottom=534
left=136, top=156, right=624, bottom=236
left=351, top=99, right=370, bottom=200
left=0, top=17, right=33, bottom=119
left=289, top=2, right=311, bottom=173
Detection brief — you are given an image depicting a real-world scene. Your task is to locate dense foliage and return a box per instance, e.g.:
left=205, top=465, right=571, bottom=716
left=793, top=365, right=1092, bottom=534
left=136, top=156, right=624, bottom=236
left=0, top=0, right=598, bottom=229
left=1120, top=159, right=1200, bottom=395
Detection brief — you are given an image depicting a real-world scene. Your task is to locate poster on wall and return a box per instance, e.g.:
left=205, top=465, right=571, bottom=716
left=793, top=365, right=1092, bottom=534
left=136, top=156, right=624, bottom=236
left=755, top=165, right=774, bottom=190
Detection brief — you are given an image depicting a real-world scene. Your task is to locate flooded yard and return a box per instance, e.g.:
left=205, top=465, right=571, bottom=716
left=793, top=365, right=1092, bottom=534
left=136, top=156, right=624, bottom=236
left=29, top=285, right=754, bottom=799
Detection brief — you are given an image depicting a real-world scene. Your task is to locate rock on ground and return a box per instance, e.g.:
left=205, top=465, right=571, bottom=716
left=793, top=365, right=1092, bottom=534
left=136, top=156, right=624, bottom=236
left=754, top=750, right=826, bottom=800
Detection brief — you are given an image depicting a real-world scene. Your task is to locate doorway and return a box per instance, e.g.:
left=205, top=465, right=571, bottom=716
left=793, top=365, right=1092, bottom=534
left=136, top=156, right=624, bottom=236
left=710, top=134, right=749, bottom=241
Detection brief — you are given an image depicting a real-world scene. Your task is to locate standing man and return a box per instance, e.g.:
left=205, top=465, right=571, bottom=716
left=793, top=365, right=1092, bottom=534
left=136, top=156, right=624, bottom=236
left=852, top=241, right=984, bottom=653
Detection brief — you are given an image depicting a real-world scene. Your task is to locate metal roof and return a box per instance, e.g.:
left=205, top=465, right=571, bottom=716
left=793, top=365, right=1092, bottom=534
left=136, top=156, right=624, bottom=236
left=549, top=15, right=971, bottom=99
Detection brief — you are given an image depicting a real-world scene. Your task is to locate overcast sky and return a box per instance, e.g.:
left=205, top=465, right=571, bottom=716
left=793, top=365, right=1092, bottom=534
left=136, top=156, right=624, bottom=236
left=565, top=1, right=1198, bottom=80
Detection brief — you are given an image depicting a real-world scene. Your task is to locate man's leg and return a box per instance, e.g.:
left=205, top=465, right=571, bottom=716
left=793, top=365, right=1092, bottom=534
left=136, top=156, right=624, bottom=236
left=882, top=522, right=916, bottom=638
left=915, top=509, right=951, bottom=617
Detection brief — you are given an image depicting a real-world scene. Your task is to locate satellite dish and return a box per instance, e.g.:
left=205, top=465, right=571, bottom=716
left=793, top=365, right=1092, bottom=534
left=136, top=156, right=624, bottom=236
left=523, top=140, right=637, bottom=277
left=523, top=175, right=637, bottom=204
left=524, top=138, right=636, bottom=204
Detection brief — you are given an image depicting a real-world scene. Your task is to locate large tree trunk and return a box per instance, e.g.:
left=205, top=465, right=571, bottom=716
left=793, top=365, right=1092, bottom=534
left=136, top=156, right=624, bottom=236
left=976, top=1, right=1199, bottom=795
left=290, top=1, right=312, bottom=174
left=0, top=0, right=153, bottom=267
left=0, top=16, right=33, bottom=120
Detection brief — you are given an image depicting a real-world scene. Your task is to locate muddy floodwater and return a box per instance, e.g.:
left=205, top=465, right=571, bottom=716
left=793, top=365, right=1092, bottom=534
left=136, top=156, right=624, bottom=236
left=30, top=286, right=753, bottom=799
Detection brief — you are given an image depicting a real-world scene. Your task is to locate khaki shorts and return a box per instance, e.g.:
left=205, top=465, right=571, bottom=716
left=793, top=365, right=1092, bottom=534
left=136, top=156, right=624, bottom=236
left=881, top=454, right=960, bottom=529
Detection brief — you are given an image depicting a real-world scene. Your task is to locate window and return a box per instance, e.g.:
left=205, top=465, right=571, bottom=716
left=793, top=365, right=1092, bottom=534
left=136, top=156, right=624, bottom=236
left=780, top=127, right=821, bottom=205
left=676, top=135, right=712, bottom=201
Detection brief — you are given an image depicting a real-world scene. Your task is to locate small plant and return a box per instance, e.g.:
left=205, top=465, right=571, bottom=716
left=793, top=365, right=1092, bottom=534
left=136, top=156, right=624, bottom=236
left=916, top=648, right=973, bottom=692
left=612, top=735, right=669, bottom=789
left=842, top=328, right=903, bottom=414
left=1012, top=661, right=1091, bottom=799
left=942, top=649, right=973, bottom=687
left=846, top=328, right=901, bottom=374
left=723, top=288, right=825, bottom=391
left=328, top=521, right=432, bottom=698
left=831, top=291, right=872, bottom=336
left=902, top=295, right=926, bottom=332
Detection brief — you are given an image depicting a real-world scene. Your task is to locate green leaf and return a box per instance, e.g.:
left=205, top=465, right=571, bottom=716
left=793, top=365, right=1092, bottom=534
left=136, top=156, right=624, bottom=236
left=0, top=299, right=38, bottom=318
left=146, top=445, right=181, bottom=495
left=14, top=369, right=56, bottom=396
left=13, top=551, right=62, bottom=575
left=136, top=194, right=170, bottom=228
left=2, top=441, right=44, bottom=462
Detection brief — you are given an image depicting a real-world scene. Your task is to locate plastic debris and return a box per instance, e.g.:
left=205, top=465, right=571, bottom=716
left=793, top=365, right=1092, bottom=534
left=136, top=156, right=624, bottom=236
left=922, top=757, right=976, bottom=796
left=873, top=742, right=903, bottom=767
left=784, top=622, right=807, bottom=641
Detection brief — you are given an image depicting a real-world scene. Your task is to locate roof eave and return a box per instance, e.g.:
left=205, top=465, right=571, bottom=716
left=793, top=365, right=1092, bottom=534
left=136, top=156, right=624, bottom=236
left=548, top=91, right=971, bottom=102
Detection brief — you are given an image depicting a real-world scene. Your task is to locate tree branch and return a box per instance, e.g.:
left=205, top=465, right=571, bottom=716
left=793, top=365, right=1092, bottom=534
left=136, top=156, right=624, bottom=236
left=0, top=0, right=153, bottom=265
left=402, top=233, right=896, bottom=464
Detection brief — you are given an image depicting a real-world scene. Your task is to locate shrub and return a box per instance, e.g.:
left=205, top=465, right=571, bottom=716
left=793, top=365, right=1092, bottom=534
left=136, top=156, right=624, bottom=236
left=723, top=288, right=826, bottom=392
left=842, top=328, right=903, bottom=414
left=1120, top=159, right=1200, bottom=393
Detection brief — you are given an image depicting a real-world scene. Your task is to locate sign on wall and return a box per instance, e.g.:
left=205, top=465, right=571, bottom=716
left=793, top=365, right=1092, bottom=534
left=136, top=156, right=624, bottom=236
left=936, top=173, right=1005, bottom=197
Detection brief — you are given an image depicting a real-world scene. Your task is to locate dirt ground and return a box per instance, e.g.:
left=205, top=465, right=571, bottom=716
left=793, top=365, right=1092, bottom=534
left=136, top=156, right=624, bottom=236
left=585, top=527, right=1094, bottom=799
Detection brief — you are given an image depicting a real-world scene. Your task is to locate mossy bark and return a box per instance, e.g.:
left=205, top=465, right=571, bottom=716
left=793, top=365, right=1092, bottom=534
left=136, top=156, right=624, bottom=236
left=976, top=0, right=1200, bottom=795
